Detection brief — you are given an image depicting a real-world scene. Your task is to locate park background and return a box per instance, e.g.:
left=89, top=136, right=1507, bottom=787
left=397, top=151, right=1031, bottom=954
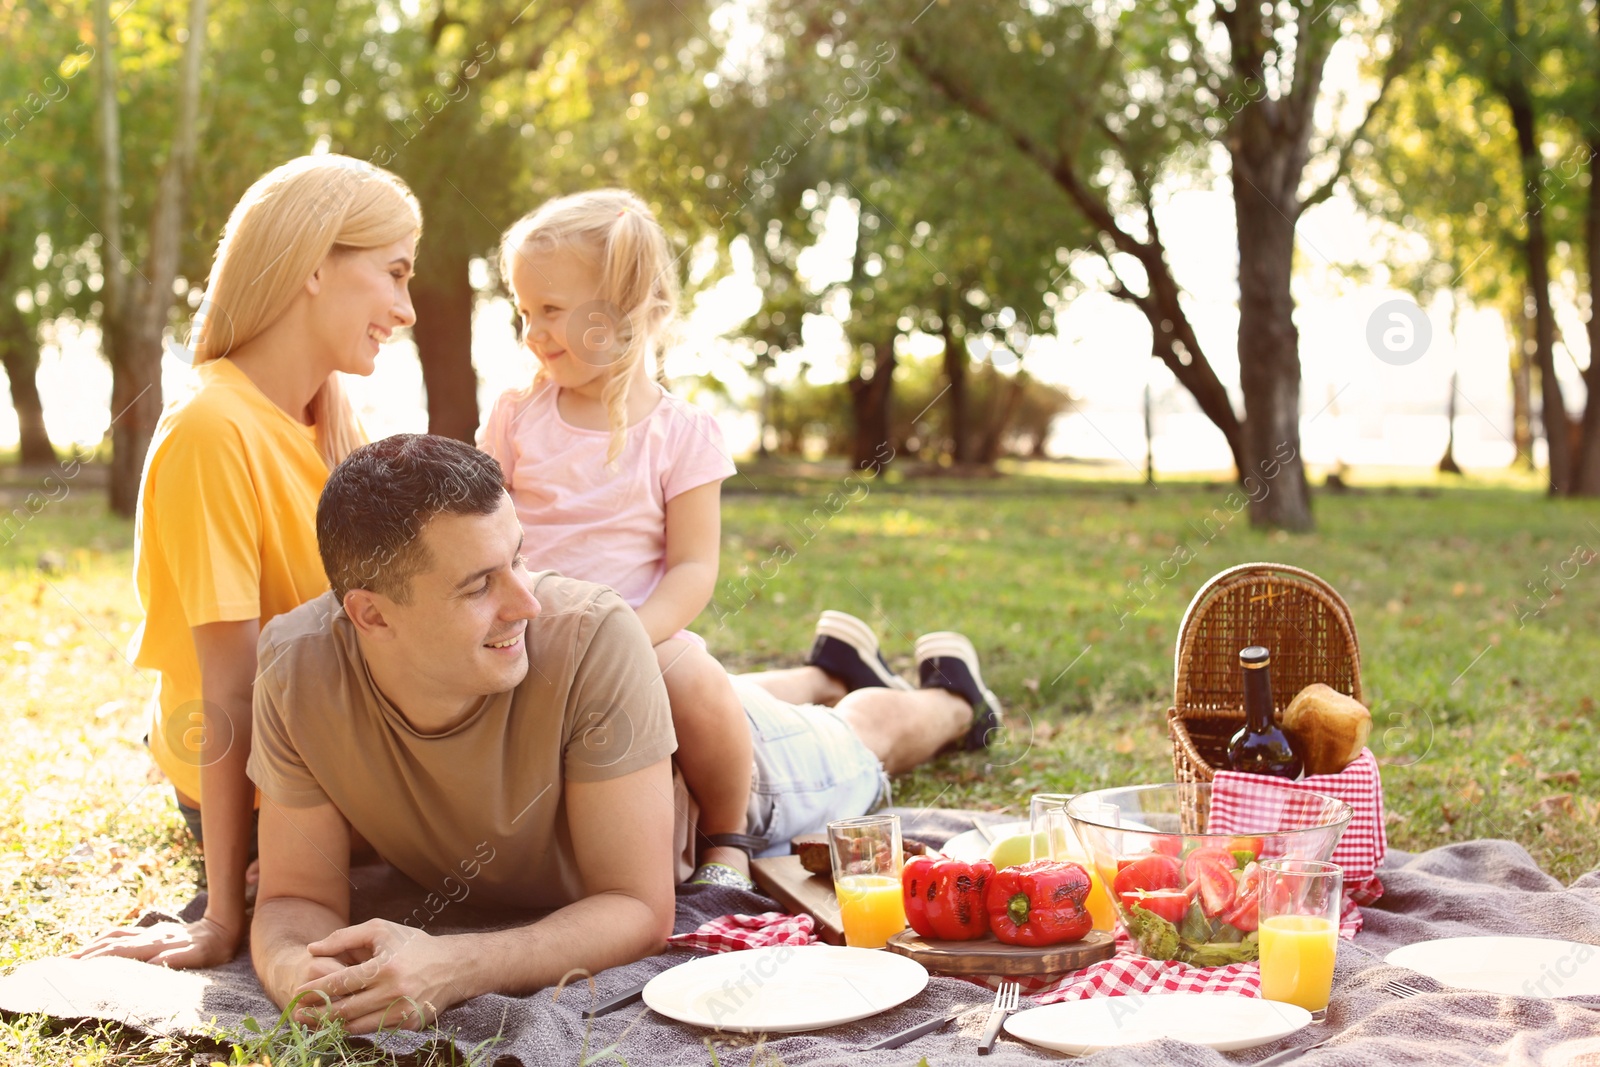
left=3, top=0, right=1600, bottom=1062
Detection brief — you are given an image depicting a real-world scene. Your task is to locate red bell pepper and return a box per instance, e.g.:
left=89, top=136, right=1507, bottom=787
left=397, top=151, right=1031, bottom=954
left=985, top=859, right=1094, bottom=948
left=901, top=855, right=995, bottom=941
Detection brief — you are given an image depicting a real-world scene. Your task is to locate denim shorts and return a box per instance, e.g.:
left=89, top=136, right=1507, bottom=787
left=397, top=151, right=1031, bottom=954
left=735, top=678, right=892, bottom=859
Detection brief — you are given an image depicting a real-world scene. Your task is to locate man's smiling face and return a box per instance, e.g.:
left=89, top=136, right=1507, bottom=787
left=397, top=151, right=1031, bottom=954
left=380, top=495, right=543, bottom=705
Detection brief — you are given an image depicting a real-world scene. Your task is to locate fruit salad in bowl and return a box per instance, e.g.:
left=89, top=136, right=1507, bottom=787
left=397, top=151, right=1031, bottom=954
left=1066, top=784, right=1351, bottom=965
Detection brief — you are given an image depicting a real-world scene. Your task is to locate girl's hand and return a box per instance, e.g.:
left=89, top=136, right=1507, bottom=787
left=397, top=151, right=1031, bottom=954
left=71, top=914, right=241, bottom=969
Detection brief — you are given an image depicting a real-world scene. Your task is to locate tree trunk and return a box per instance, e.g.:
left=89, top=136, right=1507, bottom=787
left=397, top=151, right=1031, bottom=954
left=1140, top=266, right=1249, bottom=477
left=0, top=274, right=54, bottom=466
left=940, top=297, right=970, bottom=464
left=1510, top=292, right=1535, bottom=467
left=1570, top=135, right=1600, bottom=494
left=1232, top=155, right=1313, bottom=530
left=96, top=0, right=208, bottom=515
left=1502, top=0, right=1569, bottom=494
left=1143, top=381, right=1155, bottom=485
left=107, top=337, right=164, bottom=515
left=848, top=338, right=896, bottom=470
left=976, top=370, right=1026, bottom=464
left=1439, top=371, right=1462, bottom=474
left=412, top=246, right=479, bottom=443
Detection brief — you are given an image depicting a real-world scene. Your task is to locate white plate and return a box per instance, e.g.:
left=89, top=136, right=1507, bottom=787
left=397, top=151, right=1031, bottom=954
left=1004, top=993, right=1312, bottom=1055
left=642, top=944, right=929, bottom=1033
left=1385, top=936, right=1600, bottom=998
left=940, top=816, right=1162, bottom=863
left=940, top=820, right=1029, bottom=861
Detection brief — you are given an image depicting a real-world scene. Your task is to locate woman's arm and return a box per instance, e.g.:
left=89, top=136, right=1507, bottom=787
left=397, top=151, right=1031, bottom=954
left=73, top=619, right=260, bottom=968
left=192, top=618, right=262, bottom=952
left=632, top=481, right=721, bottom=645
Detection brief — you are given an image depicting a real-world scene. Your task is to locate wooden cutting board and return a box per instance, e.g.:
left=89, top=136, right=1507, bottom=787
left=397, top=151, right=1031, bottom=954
left=750, top=855, right=845, bottom=945
left=885, top=929, right=1117, bottom=977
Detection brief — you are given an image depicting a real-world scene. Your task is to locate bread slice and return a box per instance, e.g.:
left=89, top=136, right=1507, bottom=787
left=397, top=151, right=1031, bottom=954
left=1283, top=683, right=1372, bottom=775
left=790, top=832, right=930, bottom=877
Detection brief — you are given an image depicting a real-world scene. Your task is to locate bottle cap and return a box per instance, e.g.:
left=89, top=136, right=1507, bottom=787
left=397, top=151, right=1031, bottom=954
left=1239, top=645, right=1270, bottom=668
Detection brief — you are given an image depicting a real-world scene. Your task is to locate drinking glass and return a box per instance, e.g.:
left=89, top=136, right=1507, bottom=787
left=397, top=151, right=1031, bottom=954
left=1038, top=803, right=1118, bottom=931
left=1028, top=793, right=1076, bottom=862
left=1258, top=859, right=1342, bottom=1012
left=827, top=814, right=906, bottom=949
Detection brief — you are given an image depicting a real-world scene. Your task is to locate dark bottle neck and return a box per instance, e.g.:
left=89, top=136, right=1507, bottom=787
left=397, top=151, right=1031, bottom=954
left=1242, top=665, right=1275, bottom=731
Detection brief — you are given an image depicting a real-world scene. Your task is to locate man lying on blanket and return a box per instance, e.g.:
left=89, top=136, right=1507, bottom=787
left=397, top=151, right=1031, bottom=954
left=249, top=434, right=1001, bottom=1032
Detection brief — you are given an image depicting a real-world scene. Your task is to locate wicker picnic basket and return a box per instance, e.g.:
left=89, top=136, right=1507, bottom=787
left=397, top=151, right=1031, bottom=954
left=1167, top=563, right=1364, bottom=827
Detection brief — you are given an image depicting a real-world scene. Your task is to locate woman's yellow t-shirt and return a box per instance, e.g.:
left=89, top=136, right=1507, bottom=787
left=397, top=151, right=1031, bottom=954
left=131, top=357, right=333, bottom=804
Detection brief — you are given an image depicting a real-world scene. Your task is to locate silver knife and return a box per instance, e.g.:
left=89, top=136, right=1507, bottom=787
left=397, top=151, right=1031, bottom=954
left=861, top=1004, right=976, bottom=1051
left=1254, top=1036, right=1333, bottom=1065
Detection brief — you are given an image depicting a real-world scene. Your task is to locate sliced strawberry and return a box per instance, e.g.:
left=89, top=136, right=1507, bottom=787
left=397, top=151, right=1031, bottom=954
left=1120, top=888, right=1190, bottom=924
left=1182, top=847, right=1238, bottom=884
left=1111, top=853, right=1182, bottom=898
left=1189, top=855, right=1237, bottom=917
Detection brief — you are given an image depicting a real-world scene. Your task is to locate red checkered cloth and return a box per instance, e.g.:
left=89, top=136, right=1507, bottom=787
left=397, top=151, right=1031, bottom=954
left=673, top=912, right=1263, bottom=1001
left=665, top=911, right=817, bottom=952
left=952, top=928, right=1260, bottom=999
left=1208, top=746, right=1387, bottom=934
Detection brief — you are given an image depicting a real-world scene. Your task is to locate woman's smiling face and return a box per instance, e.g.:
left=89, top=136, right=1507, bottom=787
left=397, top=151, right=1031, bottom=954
left=311, top=236, right=418, bottom=376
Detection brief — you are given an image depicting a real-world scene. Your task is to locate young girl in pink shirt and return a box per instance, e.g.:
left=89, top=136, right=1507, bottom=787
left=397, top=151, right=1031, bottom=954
left=479, top=189, right=756, bottom=877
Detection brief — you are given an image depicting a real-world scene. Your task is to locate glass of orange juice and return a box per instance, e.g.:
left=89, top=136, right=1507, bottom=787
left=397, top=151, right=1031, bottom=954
left=827, top=814, right=906, bottom=949
left=1038, top=801, right=1117, bottom=932
left=1259, top=859, right=1343, bottom=1013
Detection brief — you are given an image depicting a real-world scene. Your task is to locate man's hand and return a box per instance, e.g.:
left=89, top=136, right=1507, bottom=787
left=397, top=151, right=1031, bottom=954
left=291, top=919, right=466, bottom=1034
left=72, top=915, right=240, bottom=969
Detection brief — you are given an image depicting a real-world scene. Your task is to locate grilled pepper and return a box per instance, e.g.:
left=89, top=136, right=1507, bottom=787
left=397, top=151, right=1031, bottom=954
left=985, top=859, right=1094, bottom=947
left=901, top=855, right=995, bottom=941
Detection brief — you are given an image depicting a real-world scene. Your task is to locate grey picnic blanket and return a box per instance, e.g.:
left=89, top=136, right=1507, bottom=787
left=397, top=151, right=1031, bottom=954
left=3, top=808, right=1598, bottom=1065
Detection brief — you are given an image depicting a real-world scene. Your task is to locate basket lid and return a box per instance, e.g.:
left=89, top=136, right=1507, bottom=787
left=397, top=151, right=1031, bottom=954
left=1173, top=562, right=1362, bottom=713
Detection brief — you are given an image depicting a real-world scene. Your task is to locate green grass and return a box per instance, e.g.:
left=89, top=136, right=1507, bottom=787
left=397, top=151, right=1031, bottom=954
left=2, top=461, right=1597, bottom=1064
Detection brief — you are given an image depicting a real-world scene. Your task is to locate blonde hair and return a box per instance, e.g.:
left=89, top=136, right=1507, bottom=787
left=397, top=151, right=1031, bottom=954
left=498, top=188, right=678, bottom=465
left=194, top=155, right=422, bottom=468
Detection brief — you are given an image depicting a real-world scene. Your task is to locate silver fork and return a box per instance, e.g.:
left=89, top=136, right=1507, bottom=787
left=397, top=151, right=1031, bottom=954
left=977, top=980, right=1020, bottom=1056
left=1385, top=979, right=1428, bottom=999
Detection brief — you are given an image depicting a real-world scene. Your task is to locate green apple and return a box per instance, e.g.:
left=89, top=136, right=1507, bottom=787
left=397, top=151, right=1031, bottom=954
left=987, top=831, right=1049, bottom=869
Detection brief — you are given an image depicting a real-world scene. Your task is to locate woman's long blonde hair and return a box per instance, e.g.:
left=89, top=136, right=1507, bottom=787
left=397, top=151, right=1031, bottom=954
left=498, top=188, right=678, bottom=465
left=194, top=155, right=422, bottom=468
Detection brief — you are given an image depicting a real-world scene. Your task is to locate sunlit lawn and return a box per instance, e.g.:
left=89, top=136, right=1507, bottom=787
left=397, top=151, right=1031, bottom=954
left=2, top=459, right=1597, bottom=1064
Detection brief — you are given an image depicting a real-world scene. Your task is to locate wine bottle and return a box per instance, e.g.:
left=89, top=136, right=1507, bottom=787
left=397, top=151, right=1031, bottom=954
left=1226, top=646, right=1302, bottom=779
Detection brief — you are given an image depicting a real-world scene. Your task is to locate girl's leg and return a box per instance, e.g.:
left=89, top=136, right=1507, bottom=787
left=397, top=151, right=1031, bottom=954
left=656, top=638, right=756, bottom=876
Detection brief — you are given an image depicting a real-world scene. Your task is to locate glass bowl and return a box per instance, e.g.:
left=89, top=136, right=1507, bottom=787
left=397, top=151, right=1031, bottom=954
left=1066, top=784, right=1351, bottom=965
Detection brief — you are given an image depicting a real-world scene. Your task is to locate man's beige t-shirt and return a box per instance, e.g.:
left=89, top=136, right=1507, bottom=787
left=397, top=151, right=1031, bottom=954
left=247, top=573, right=677, bottom=912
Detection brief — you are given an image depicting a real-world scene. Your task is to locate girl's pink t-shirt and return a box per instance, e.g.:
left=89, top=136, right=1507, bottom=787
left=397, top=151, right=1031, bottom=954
left=477, top=380, right=737, bottom=608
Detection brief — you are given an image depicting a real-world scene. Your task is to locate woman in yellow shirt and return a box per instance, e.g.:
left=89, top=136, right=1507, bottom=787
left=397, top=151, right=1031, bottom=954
left=75, top=156, right=422, bottom=968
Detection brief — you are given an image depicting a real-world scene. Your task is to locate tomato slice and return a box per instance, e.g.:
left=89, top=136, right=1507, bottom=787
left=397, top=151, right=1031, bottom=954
left=1111, top=853, right=1182, bottom=898
left=1120, top=888, right=1189, bottom=924
left=1149, top=837, right=1184, bottom=858
left=1220, top=890, right=1260, bottom=932
left=1228, top=836, right=1265, bottom=858
left=1188, top=855, right=1237, bottom=917
left=1182, top=847, right=1238, bottom=884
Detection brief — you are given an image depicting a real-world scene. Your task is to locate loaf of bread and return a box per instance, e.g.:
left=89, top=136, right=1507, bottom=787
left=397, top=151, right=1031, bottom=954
left=1283, top=683, right=1372, bottom=775
left=793, top=833, right=831, bottom=876
left=791, top=833, right=929, bottom=877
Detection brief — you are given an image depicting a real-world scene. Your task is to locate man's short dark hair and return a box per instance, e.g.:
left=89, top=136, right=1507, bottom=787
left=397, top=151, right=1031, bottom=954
left=318, top=434, right=507, bottom=604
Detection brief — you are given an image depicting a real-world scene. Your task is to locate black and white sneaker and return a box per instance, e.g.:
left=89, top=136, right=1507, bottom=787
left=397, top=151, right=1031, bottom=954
left=915, top=631, right=1004, bottom=751
left=805, top=610, right=913, bottom=692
